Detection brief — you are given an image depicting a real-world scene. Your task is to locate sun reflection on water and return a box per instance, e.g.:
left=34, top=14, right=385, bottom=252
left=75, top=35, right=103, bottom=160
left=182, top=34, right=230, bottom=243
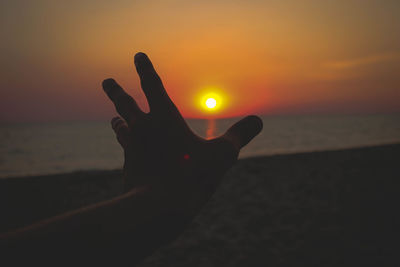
left=206, top=119, right=216, bottom=139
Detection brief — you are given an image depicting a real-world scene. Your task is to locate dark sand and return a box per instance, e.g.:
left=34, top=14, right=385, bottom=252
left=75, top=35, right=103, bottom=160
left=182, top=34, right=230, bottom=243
left=1, top=144, right=400, bottom=266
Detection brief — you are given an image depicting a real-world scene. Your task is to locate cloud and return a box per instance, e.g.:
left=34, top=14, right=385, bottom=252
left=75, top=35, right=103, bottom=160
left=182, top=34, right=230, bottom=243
left=325, top=52, right=400, bottom=69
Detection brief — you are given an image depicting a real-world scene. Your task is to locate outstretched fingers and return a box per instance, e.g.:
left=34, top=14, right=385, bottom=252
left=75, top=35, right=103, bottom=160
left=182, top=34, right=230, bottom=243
left=134, top=52, right=174, bottom=114
left=102, top=78, right=143, bottom=125
left=111, top=117, right=130, bottom=148
left=222, top=115, right=263, bottom=150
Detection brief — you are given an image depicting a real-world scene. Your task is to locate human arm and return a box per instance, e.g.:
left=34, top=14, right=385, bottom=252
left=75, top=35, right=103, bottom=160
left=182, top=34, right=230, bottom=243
left=1, top=186, right=194, bottom=264
left=0, top=52, right=263, bottom=264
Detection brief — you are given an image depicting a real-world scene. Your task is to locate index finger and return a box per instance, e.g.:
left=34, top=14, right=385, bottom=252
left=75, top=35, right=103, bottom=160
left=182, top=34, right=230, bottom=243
left=134, top=52, right=175, bottom=114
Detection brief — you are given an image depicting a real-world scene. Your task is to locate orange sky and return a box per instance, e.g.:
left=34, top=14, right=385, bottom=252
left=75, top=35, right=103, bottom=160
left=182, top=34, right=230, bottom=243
left=1, top=0, right=399, bottom=122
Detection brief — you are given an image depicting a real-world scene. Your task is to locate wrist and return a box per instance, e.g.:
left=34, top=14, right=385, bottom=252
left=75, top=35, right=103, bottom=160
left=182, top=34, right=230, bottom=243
left=126, top=183, right=200, bottom=221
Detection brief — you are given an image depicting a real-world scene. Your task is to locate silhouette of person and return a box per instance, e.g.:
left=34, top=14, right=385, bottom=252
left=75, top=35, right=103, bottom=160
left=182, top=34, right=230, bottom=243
left=0, top=52, right=262, bottom=265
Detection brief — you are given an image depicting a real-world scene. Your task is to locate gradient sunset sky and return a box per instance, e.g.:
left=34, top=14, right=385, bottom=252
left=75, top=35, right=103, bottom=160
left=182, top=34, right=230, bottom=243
left=1, top=0, right=399, bottom=122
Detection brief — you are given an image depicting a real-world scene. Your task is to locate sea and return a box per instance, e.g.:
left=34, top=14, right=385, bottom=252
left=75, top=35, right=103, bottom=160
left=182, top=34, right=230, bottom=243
left=1, top=114, right=399, bottom=178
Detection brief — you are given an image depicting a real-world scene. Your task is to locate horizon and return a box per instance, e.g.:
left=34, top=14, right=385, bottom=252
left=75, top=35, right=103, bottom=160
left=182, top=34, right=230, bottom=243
left=1, top=0, right=399, bottom=122
left=0, top=111, right=399, bottom=125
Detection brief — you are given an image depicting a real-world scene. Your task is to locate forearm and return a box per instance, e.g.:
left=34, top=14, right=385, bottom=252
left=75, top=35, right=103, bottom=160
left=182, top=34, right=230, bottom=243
left=1, top=186, right=192, bottom=264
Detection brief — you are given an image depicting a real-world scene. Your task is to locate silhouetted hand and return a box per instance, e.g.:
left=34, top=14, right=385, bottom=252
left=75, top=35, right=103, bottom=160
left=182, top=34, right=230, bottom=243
left=102, top=52, right=262, bottom=214
left=0, top=52, right=262, bottom=265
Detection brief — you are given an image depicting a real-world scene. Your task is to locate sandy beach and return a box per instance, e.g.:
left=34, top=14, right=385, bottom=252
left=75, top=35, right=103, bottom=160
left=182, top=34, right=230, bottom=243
left=1, top=144, right=400, bottom=266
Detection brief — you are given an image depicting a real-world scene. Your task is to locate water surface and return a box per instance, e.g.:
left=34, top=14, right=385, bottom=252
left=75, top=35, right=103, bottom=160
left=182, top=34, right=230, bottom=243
left=1, top=114, right=399, bottom=178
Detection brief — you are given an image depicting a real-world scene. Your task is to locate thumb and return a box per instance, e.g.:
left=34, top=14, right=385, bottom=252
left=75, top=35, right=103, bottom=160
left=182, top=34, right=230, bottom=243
left=222, top=115, right=263, bottom=150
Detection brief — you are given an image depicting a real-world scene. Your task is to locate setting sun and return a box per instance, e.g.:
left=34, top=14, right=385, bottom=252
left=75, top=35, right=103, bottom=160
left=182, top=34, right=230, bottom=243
left=205, top=98, right=217, bottom=109
left=195, top=89, right=229, bottom=116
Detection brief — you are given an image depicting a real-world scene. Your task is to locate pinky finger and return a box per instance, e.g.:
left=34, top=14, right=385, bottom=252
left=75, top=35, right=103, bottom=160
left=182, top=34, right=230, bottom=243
left=111, top=117, right=130, bottom=148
